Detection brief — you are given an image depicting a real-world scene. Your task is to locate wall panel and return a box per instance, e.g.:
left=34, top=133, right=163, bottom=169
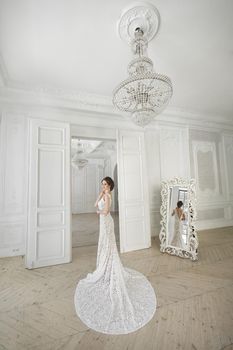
left=0, top=113, right=28, bottom=257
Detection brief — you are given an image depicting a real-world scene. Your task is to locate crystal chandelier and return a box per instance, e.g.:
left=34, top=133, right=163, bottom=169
left=71, top=140, right=89, bottom=169
left=113, top=6, right=173, bottom=127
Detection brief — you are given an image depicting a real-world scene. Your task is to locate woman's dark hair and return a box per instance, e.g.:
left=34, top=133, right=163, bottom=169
left=102, top=176, right=114, bottom=191
left=177, top=201, right=183, bottom=208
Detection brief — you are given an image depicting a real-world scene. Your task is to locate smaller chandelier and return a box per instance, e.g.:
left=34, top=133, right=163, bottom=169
left=113, top=11, right=173, bottom=127
left=71, top=140, right=89, bottom=169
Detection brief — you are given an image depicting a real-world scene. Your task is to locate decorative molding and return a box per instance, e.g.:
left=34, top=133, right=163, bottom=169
left=0, top=221, right=26, bottom=256
left=196, top=218, right=233, bottom=231
left=0, top=83, right=233, bottom=130
left=0, top=52, right=113, bottom=110
left=0, top=113, right=28, bottom=216
left=117, top=3, right=160, bottom=43
left=1, top=85, right=115, bottom=112
left=192, top=141, right=219, bottom=197
left=0, top=113, right=28, bottom=258
left=0, top=46, right=232, bottom=129
left=159, top=177, right=198, bottom=261
left=160, top=128, right=180, bottom=144
left=159, top=126, right=189, bottom=181
left=222, top=134, right=233, bottom=197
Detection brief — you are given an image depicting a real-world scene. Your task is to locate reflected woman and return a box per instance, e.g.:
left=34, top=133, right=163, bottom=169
left=74, top=176, right=156, bottom=334
left=170, top=201, right=185, bottom=248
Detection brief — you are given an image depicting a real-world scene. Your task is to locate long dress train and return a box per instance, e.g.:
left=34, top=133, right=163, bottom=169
left=74, top=194, right=156, bottom=334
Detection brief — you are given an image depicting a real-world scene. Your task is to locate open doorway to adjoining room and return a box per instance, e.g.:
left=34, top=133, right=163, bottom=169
left=71, top=137, right=119, bottom=248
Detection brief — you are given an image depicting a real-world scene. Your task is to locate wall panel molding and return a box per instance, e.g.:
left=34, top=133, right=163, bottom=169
left=223, top=134, right=233, bottom=198
left=192, top=140, right=220, bottom=198
left=0, top=113, right=28, bottom=257
left=159, top=126, right=190, bottom=181
left=0, top=103, right=233, bottom=256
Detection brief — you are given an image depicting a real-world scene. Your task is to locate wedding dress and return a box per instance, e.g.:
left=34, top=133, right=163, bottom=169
left=74, top=193, right=156, bottom=334
left=170, top=210, right=185, bottom=248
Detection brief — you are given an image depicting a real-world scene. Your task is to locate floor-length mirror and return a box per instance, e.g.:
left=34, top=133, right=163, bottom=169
left=160, top=177, right=198, bottom=260
left=71, top=137, right=119, bottom=248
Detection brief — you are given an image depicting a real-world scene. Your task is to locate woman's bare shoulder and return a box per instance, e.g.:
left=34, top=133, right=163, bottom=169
left=104, top=192, right=111, bottom=200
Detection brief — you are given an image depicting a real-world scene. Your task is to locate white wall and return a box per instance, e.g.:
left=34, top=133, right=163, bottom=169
left=0, top=104, right=233, bottom=257
left=71, top=149, right=117, bottom=214
left=0, top=113, right=28, bottom=256
left=145, top=124, right=233, bottom=235
left=71, top=159, right=104, bottom=214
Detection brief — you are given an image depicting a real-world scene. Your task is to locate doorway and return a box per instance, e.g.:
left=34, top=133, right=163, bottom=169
left=26, top=120, right=150, bottom=269
left=71, top=137, right=119, bottom=248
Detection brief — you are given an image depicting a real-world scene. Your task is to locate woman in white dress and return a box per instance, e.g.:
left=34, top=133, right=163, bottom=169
left=74, top=177, right=156, bottom=335
left=170, top=201, right=185, bottom=248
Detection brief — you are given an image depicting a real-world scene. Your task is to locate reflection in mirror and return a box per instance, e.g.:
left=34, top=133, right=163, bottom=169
left=160, top=178, right=198, bottom=260
left=168, top=186, right=188, bottom=249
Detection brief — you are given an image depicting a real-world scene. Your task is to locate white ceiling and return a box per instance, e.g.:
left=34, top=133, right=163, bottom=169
left=0, top=0, right=233, bottom=119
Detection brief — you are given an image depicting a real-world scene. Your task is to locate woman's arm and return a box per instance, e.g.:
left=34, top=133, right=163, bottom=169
left=96, top=193, right=110, bottom=216
left=94, top=191, right=104, bottom=207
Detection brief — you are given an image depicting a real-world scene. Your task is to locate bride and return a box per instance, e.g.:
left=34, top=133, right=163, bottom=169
left=74, top=176, right=156, bottom=334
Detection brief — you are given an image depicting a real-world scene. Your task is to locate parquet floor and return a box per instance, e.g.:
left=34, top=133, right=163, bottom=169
left=0, top=227, right=233, bottom=350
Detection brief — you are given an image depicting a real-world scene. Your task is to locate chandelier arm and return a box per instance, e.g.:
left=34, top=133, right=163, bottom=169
left=149, top=90, right=173, bottom=96
left=113, top=74, right=172, bottom=88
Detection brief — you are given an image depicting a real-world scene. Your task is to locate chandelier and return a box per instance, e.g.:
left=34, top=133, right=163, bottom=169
left=113, top=4, right=173, bottom=127
left=71, top=140, right=89, bottom=169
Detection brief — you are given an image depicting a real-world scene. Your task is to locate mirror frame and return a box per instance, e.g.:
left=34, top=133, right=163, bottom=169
left=159, top=177, right=198, bottom=261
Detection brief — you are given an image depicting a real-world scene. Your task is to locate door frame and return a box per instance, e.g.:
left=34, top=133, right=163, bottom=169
left=71, top=124, right=152, bottom=255
left=70, top=125, right=120, bottom=249
left=25, top=122, right=152, bottom=268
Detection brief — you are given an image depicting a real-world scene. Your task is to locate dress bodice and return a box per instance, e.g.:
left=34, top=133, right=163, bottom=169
left=98, top=197, right=105, bottom=210
left=98, top=194, right=112, bottom=211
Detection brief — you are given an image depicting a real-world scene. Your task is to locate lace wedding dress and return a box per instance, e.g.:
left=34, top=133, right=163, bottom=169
left=170, top=210, right=185, bottom=248
left=74, top=194, right=156, bottom=334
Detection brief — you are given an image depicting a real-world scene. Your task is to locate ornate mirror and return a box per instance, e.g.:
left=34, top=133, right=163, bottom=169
left=159, top=178, right=198, bottom=260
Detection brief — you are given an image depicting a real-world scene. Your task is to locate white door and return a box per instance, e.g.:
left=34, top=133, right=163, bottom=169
left=117, top=129, right=151, bottom=253
left=26, top=119, right=71, bottom=269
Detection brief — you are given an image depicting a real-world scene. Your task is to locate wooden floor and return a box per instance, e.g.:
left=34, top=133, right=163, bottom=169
left=0, top=227, right=233, bottom=350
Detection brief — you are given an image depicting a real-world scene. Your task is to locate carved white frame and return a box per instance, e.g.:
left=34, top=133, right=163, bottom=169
left=159, top=177, right=198, bottom=261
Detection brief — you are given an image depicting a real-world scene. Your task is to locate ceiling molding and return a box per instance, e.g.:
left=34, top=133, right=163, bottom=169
left=0, top=1, right=232, bottom=127
left=0, top=48, right=232, bottom=128
left=0, top=53, right=115, bottom=112
left=0, top=78, right=232, bottom=130
left=0, top=84, right=116, bottom=115
left=161, top=107, right=233, bottom=126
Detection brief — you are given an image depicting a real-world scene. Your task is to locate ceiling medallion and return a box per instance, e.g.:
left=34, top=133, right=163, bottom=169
left=113, top=2, right=173, bottom=127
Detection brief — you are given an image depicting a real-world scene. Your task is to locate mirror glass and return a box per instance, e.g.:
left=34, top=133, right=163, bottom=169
left=167, top=186, right=189, bottom=249
left=160, top=178, right=198, bottom=260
